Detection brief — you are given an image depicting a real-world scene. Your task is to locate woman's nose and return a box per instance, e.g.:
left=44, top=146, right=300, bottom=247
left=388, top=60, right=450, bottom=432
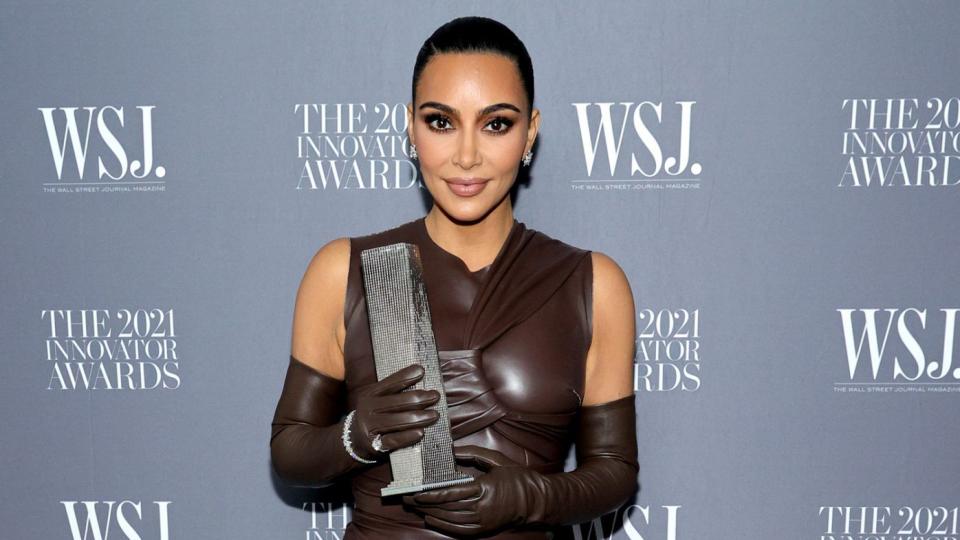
left=454, top=130, right=480, bottom=169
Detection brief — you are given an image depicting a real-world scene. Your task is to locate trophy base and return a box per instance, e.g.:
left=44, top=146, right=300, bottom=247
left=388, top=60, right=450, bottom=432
left=380, top=472, right=475, bottom=497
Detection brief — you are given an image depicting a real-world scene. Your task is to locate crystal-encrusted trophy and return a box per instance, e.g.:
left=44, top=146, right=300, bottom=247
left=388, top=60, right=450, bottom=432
left=360, top=242, right=475, bottom=497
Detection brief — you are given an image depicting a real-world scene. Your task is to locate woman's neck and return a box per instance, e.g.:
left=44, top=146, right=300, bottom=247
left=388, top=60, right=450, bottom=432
left=424, top=204, right=514, bottom=272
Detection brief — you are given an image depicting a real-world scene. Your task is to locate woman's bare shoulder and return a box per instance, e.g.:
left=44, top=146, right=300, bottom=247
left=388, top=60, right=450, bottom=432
left=289, top=237, right=351, bottom=380
left=589, top=251, right=635, bottom=344
left=589, top=251, right=632, bottom=300
left=582, top=250, right=635, bottom=405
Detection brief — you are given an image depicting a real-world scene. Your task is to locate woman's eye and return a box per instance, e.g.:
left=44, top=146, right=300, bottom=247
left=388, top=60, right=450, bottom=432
left=425, top=114, right=451, bottom=131
left=485, top=117, right=513, bottom=134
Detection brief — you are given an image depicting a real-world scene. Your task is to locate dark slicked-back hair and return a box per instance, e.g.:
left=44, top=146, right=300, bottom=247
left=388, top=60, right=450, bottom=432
left=412, top=16, right=534, bottom=118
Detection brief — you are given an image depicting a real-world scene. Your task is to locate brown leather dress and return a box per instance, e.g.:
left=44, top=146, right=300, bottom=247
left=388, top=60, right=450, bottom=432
left=342, top=216, right=593, bottom=539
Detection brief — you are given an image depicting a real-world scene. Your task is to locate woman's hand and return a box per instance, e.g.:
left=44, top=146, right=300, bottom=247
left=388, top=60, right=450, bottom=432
left=349, top=364, right=441, bottom=462
left=401, top=445, right=547, bottom=536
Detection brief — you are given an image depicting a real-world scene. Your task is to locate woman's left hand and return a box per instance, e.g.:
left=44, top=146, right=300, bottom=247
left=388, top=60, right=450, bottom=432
left=401, top=444, right=545, bottom=536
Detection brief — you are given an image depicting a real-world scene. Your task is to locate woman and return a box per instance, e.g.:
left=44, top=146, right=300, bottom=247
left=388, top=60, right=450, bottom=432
left=271, top=16, right=639, bottom=539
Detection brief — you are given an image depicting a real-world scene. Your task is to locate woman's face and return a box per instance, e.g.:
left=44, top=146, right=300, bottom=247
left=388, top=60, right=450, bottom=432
left=407, top=52, right=539, bottom=222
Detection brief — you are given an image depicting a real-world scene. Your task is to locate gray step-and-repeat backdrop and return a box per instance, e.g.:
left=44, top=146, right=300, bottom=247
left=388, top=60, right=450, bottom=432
left=2, top=1, right=958, bottom=538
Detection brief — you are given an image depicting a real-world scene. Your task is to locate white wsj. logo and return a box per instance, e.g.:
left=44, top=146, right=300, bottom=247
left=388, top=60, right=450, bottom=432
left=573, top=504, right=680, bottom=540
left=61, top=501, right=171, bottom=540
left=38, top=106, right=164, bottom=181
left=837, top=308, right=960, bottom=381
left=571, top=101, right=699, bottom=178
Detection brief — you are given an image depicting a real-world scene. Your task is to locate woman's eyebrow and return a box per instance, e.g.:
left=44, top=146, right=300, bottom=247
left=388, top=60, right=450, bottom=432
left=418, top=101, right=522, bottom=117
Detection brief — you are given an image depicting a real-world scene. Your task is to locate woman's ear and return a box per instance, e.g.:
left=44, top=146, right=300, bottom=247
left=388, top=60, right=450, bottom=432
left=525, top=107, right=541, bottom=154
left=406, top=102, right=416, bottom=146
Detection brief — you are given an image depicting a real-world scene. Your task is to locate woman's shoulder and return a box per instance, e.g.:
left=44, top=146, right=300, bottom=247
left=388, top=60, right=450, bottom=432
left=523, top=223, right=609, bottom=279
left=589, top=250, right=630, bottom=295
left=300, top=217, right=422, bottom=307
left=524, top=223, right=630, bottom=298
left=302, top=233, right=351, bottom=283
left=297, top=218, right=421, bottom=282
left=520, top=222, right=593, bottom=272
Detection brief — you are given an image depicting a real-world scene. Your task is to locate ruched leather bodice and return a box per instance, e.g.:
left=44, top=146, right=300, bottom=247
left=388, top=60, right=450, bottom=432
left=342, top=216, right=593, bottom=539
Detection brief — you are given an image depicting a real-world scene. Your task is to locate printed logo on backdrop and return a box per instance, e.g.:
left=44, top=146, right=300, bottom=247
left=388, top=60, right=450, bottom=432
left=61, top=500, right=171, bottom=540
left=42, top=309, right=180, bottom=390
left=840, top=98, right=960, bottom=187
left=572, top=504, right=682, bottom=540
left=571, top=101, right=701, bottom=191
left=636, top=309, right=701, bottom=392
left=301, top=501, right=350, bottom=538
left=38, top=106, right=165, bottom=193
left=295, top=103, right=417, bottom=191
left=819, top=505, right=959, bottom=540
left=835, top=308, right=960, bottom=393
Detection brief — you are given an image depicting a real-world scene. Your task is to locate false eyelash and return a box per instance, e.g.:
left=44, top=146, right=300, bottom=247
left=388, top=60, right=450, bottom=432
left=486, top=116, right=514, bottom=135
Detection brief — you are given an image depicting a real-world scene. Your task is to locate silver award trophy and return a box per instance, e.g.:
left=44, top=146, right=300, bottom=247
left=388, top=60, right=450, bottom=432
left=360, top=242, right=475, bottom=497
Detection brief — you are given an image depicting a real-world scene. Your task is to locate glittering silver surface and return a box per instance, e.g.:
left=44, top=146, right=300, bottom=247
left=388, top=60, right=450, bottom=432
left=360, top=243, right=474, bottom=497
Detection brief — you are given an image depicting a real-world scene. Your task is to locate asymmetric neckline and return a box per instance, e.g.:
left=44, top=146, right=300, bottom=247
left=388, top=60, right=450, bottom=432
left=417, top=216, right=519, bottom=275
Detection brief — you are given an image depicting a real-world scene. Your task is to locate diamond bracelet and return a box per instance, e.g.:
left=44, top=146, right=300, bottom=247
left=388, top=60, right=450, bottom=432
left=342, top=409, right=377, bottom=464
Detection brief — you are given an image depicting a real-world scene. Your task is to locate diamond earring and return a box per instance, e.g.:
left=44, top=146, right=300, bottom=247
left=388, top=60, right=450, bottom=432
left=522, top=150, right=533, bottom=167
left=409, top=143, right=418, bottom=160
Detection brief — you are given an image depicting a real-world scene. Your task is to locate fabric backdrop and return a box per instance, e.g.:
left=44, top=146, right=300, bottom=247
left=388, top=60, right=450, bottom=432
left=2, top=1, right=958, bottom=538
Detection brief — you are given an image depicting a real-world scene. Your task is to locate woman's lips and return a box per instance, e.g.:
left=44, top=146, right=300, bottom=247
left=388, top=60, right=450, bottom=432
left=445, top=179, right=489, bottom=197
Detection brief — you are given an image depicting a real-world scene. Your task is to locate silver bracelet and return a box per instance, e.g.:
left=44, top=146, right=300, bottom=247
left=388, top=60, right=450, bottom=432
left=342, top=409, right=377, bottom=464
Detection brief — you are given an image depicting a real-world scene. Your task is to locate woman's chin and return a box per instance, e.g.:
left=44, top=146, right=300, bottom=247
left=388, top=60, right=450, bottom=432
left=430, top=199, right=493, bottom=223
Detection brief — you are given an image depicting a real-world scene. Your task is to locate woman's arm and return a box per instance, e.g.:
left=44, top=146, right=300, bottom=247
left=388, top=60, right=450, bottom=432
left=270, top=238, right=361, bottom=487
left=525, top=251, right=639, bottom=525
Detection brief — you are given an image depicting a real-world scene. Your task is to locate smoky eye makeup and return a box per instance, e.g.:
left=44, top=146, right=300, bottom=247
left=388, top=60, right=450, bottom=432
left=422, top=113, right=515, bottom=135
left=423, top=113, right=451, bottom=132
left=485, top=116, right=514, bottom=135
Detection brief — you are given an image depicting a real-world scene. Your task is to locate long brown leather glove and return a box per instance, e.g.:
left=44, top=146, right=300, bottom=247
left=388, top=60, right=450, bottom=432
left=401, top=394, right=639, bottom=535
left=270, top=354, right=441, bottom=488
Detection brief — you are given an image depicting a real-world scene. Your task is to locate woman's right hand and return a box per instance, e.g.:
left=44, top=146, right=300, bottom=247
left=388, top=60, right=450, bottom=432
left=348, top=364, right=441, bottom=462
